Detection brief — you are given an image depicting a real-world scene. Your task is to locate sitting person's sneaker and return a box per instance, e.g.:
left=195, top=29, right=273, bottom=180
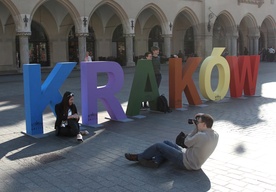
left=139, top=158, right=159, bottom=168
left=76, top=134, right=83, bottom=142
left=80, top=130, right=89, bottom=136
left=125, top=153, right=138, bottom=161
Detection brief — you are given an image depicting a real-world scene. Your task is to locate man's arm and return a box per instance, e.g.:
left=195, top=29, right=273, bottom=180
left=184, top=129, right=199, bottom=148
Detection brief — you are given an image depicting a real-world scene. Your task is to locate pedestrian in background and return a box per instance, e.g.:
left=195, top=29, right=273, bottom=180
left=141, top=51, right=153, bottom=108
left=151, top=46, right=162, bottom=88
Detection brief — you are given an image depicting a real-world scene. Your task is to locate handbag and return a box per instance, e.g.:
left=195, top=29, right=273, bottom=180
left=175, top=131, right=187, bottom=148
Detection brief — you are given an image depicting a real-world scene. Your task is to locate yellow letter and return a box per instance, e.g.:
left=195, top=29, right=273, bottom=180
left=199, top=48, right=230, bottom=101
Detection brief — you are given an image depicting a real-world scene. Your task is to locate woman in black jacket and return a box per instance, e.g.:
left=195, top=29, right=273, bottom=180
left=55, top=91, right=83, bottom=141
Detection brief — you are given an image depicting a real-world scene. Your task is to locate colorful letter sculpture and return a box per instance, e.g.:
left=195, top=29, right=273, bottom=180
left=169, top=57, right=202, bottom=108
left=199, top=48, right=230, bottom=101
left=22, top=48, right=261, bottom=136
left=81, top=61, right=128, bottom=125
left=226, top=55, right=260, bottom=98
left=23, top=62, right=76, bottom=136
left=126, top=59, right=159, bottom=116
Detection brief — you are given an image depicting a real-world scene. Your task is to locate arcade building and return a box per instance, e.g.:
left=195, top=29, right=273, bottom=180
left=0, top=0, right=275, bottom=73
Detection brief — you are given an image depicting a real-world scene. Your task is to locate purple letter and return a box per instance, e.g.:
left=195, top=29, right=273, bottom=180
left=81, top=61, right=127, bottom=125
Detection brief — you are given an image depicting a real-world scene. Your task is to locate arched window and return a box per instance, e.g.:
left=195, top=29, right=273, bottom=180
left=68, top=26, right=78, bottom=62
left=184, top=27, right=195, bottom=57
left=29, top=21, right=49, bottom=66
left=148, top=25, right=163, bottom=52
left=16, top=21, right=50, bottom=66
left=87, top=26, right=95, bottom=60
left=68, top=26, right=95, bottom=62
left=112, top=24, right=126, bottom=66
left=237, top=31, right=244, bottom=55
left=212, top=22, right=226, bottom=47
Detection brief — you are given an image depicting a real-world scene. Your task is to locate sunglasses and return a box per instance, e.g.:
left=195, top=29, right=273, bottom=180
left=67, top=93, right=74, bottom=97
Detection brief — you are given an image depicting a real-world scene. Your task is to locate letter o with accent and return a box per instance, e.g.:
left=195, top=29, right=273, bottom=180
left=199, top=48, right=230, bottom=101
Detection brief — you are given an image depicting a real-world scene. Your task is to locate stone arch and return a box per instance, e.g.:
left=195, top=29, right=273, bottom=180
left=172, top=7, right=200, bottom=58
left=238, top=13, right=259, bottom=55
left=16, top=6, right=54, bottom=67
left=87, top=1, right=130, bottom=65
left=261, top=15, right=276, bottom=48
left=90, top=0, right=129, bottom=34
left=136, top=3, right=168, bottom=34
left=174, top=7, right=200, bottom=33
left=258, top=15, right=276, bottom=61
left=23, top=2, right=69, bottom=67
left=213, top=11, right=236, bottom=49
left=0, top=0, right=20, bottom=30
left=134, top=3, right=168, bottom=56
left=31, top=0, right=81, bottom=32
left=28, top=21, right=50, bottom=66
left=239, top=13, right=259, bottom=36
left=217, top=10, right=236, bottom=34
left=0, top=1, right=20, bottom=70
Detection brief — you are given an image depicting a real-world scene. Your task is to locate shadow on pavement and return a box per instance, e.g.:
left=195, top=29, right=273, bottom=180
left=1, top=131, right=96, bottom=161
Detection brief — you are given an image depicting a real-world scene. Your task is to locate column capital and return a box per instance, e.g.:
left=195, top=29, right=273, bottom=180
left=16, top=32, right=31, bottom=36
left=162, top=34, right=172, bottom=38
left=248, top=35, right=260, bottom=39
left=124, top=33, right=135, bottom=37
left=76, top=33, right=89, bottom=37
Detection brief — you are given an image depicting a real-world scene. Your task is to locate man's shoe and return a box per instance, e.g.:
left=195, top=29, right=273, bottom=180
left=125, top=153, right=138, bottom=161
left=139, top=158, right=159, bottom=168
left=76, top=134, right=83, bottom=142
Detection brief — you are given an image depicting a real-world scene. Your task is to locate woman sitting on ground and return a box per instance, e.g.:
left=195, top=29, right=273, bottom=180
left=55, top=91, right=87, bottom=141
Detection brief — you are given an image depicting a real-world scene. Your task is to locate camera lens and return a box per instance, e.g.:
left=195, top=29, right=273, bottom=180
left=188, top=118, right=198, bottom=125
left=188, top=119, right=194, bottom=124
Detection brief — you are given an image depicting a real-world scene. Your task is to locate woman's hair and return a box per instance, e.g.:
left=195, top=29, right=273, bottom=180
left=61, top=91, right=74, bottom=114
left=144, top=52, right=151, bottom=57
left=144, top=52, right=152, bottom=59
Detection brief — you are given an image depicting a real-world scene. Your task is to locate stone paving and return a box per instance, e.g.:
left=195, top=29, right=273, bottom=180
left=1, top=61, right=276, bottom=192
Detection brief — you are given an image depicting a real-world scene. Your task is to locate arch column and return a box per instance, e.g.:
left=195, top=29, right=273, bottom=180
left=231, top=35, right=238, bottom=56
left=199, top=33, right=211, bottom=58
left=248, top=35, right=260, bottom=55
left=226, top=34, right=232, bottom=53
left=253, top=36, right=259, bottom=55
left=125, top=34, right=135, bottom=67
left=17, top=32, right=31, bottom=72
left=76, top=33, right=89, bottom=63
left=163, top=34, right=172, bottom=58
left=248, top=36, right=254, bottom=55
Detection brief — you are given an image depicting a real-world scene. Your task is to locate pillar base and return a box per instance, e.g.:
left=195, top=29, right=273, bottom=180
left=126, top=61, right=135, bottom=67
left=17, top=67, right=23, bottom=73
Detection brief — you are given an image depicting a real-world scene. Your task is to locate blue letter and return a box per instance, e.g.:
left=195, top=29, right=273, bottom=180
left=23, top=62, right=76, bottom=136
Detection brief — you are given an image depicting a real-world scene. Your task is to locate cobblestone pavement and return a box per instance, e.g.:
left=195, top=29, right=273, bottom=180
left=1, top=61, right=276, bottom=192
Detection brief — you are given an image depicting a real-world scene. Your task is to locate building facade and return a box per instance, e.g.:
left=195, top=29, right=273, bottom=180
left=0, top=0, right=275, bottom=72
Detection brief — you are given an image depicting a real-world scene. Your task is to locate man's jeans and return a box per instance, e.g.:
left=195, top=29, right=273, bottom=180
left=138, top=140, right=186, bottom=169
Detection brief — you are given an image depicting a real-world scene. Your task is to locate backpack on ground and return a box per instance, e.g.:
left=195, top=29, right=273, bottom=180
left=157, top=95, right=172, bottom=113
